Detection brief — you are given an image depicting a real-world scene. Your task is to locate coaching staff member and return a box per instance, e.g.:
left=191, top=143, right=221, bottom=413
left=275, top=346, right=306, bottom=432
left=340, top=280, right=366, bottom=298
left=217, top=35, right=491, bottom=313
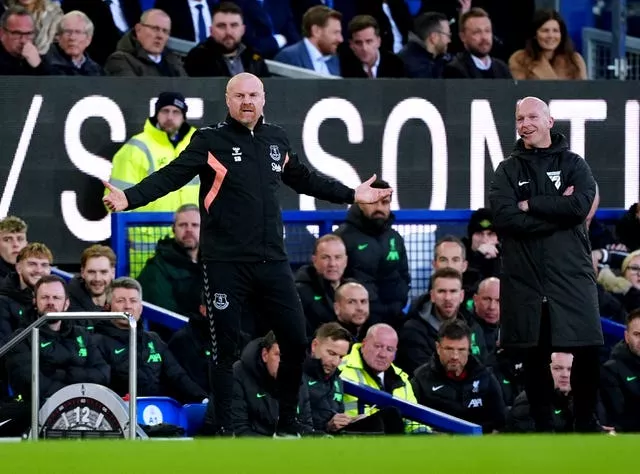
left=488, top=96, right=603, bottom=433
left=103, top=72, right=391, bottom=437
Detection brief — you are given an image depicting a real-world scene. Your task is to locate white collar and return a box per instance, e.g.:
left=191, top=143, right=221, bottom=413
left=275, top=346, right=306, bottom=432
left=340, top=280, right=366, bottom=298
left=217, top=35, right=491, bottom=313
left=303, top=37, right=330, bottom=63
left=471, top=53, right=492, bottom=70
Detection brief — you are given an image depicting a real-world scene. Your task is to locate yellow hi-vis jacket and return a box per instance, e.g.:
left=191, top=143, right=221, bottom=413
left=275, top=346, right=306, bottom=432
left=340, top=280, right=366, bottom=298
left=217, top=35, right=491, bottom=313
left=107, top=119, right=199, bottom=277
left=339, top=343, right=431, bottom=433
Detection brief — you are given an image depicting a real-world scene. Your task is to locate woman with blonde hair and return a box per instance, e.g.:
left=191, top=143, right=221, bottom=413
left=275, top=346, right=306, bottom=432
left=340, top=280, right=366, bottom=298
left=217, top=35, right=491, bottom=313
left=509, top=9, right=587, bottom=80
left=6, top=0, right=62, bottom=54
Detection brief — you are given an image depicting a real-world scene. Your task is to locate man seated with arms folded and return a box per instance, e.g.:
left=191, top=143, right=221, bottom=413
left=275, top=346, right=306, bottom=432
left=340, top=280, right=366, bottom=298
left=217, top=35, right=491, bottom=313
left=411, top=320, right=506, bottom=434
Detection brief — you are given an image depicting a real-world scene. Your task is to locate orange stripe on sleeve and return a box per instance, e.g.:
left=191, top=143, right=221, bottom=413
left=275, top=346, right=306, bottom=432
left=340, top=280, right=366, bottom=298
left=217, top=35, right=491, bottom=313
left=204, top=152, right=228, bottom=212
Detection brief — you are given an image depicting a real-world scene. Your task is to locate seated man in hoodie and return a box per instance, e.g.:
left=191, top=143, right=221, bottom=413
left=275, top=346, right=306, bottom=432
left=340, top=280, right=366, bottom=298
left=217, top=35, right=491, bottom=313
left=67, top=244, right=116, bottom=321
left=0, top=243, right=52, bottom=345
left=95, top=277, right=207, bottom=404
left=411, top=320, right=505, bottom=434
left=461, top=208, right=501, bottom=298
left=600, top=309, right=640, bottom=432
left=231, top=331, right=314, bottom=437
left=0, top=215, right=28, bottom=279
left=47, top=11, right=103, bottom=76
left=396, top=267, right=487, bottom=377
left=6, top=275, right=109, bottom=402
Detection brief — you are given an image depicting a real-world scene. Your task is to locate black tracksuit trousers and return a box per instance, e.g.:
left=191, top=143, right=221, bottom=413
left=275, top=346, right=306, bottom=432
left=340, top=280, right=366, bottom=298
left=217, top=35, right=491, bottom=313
left=523, top=303, right=601, bottom=432
left=202, top=260, right=307, bottom=433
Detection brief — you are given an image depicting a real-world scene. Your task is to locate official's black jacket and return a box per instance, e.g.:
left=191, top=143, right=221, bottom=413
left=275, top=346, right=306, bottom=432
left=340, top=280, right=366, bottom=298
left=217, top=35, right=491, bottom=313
left=5, top=321, right=109, bottom=400
left=0, top=273, right=36, bottom=345
left=411, top=354, right=506, bottom=433
left=94, top=321, right=207, bottom=403
left=302, top=356, right=344, bottom=432
left=167, top=315, right=211, bottom=394
left=124, top=116, right=355, bottom=262
left=600, top=341, right=640, bottom=431
left=184, top=39, right=270, bottom=78
left=489, top=132, right=602, bottom=348
left=506, top=389, right=573, bottom=433
left=295, top=264, right=340, bottom=340
left=231, top=338, right=314, bottom=436
left=396, top=296, right=487, bottom=377
left=335, top=205, right=410, bottom=326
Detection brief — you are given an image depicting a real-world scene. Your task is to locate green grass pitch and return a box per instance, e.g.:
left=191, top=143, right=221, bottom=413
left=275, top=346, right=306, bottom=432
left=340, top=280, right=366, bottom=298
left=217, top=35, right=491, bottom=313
left=0, top=435, right=637, bottom=473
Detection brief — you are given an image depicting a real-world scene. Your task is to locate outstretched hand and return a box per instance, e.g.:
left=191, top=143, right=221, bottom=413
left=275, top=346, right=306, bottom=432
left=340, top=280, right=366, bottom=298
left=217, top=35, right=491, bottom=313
left=102, top=181, right=129, bottom=212
left=354, top=174, right=392, bottom=204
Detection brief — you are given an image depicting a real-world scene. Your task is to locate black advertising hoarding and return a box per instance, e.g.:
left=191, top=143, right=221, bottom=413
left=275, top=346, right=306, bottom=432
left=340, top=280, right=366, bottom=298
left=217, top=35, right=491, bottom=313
left=0, top=77, right=637, bottom=263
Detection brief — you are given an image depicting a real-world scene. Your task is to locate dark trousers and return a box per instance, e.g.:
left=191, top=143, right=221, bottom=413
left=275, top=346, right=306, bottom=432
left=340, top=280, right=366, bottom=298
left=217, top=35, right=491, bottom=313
left=523, top=303, right=601, bottom=432
left=202, top=260, right=307, bottom=433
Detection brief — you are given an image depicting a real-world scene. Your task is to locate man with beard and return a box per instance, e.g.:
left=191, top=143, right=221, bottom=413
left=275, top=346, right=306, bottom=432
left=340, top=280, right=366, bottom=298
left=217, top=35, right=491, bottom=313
left=138, top=204, right=201, bottom=318
left=397, top=11, right=451, bottom=78
left=0, top=216, right=28, bottom=279
left=335, top=179, right=410, bottom=327
left=274, top=5, right=343, bottom=76
left=184, top=2, right=270, bottom=78
left=0, top=243, right=52, bottom=345
left=107, top=91, right=198, bottom=278
left=442, top=7, right=511, bottom=79
left=67, top=245, right=116, bottom=323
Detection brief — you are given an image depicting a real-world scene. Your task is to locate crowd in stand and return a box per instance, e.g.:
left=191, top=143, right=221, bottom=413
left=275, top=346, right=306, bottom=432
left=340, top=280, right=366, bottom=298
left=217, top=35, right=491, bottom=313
left=2, top=194, right=640, bottom=436
left=0, top=0, right=589, bottom=80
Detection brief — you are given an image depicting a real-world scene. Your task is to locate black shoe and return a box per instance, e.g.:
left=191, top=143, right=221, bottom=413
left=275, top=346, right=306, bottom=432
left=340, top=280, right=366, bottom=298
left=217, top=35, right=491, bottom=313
left=273, top=416, right=314, bottom=439
left=574, top=417, right=613, bottom=434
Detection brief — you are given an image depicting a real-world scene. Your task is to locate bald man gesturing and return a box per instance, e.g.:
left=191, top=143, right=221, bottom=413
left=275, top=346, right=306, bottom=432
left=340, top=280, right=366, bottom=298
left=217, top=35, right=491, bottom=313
left=489, top=96, right=603, bottom=433
left=104, top=73, right=391, bottom=437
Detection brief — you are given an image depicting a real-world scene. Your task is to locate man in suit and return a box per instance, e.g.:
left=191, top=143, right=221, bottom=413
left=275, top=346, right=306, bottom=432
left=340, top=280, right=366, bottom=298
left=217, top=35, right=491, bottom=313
left=184, top=2, right=270, bottom=79
left=234, top=0, right=299, bottom=59
left=155, top=0, right=218, bottom=43
left=339, top=14, right=404, bottom=78
left=442, top=7, right=511, bottom=79
left=274, top=5, right=342, bottom=76
left=354, top=0, right=412, bottom=54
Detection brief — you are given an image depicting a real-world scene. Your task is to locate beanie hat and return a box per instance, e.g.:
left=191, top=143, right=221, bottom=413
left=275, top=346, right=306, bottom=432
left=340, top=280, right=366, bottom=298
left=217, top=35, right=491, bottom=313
left=154, top=92, right=188, bottom=117
left=468, top=208, right=495, bottom=238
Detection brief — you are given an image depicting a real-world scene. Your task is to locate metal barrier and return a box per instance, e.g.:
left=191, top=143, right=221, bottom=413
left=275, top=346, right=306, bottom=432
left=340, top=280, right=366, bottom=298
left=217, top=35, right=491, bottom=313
left=0, top=312, right=138, bottom=441
left=582, top=26, right=640, bottom=79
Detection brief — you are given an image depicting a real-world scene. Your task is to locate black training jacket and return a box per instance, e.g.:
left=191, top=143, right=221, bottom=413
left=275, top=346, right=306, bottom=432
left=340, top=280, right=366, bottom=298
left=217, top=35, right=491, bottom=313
left=600, top=341, right=640, bottom=432
left=124, top=115, right=355, bottom=262
left=302, top=356, right=345, bottom=432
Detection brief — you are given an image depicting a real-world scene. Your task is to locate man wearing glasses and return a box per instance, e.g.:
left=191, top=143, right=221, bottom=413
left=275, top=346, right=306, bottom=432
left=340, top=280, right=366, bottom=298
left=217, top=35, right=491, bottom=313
left=0, top=6, right=49, bottom=75
left=47, top=11, right=103, bottom=76
left=397, top=11, right=451, bottom=78
left=105, top=8, right=186, bottom=76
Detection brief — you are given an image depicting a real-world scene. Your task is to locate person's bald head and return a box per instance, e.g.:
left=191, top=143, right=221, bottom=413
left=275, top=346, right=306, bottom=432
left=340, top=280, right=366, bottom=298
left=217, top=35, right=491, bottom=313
left=225, top=73, right=265, bottom=130
left=135, top=9, right=171, bottom=55
left=473, top=277, right=500, bottom=324
left=515, top=96, right=554, bottom=149
left=334, top=281, right=369, bottom=328
left=361, top=323, right=398, bottom=372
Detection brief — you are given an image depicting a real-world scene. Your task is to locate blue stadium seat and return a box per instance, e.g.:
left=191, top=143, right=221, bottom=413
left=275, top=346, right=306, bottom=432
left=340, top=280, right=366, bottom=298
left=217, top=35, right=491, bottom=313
left=135, top=396, right=188, bottom=432
left=182, top=403, right=208, bottom=436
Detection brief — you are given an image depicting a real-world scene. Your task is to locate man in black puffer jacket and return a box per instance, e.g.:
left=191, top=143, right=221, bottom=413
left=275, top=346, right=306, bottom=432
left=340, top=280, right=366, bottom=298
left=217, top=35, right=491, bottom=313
left=231, top=331, right=314, bottom=437
left=335, top=179, right=409, bottom=327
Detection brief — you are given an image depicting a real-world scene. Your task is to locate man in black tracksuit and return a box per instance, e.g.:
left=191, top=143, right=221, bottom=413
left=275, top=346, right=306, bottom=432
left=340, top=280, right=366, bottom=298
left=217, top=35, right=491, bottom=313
left=489, top=97, right=603, bottom=432
left=103, top=73, right=391, bottom=436
left=411, top=320, right=506, bottom=433
left=231, top=331, right=314, bottom=436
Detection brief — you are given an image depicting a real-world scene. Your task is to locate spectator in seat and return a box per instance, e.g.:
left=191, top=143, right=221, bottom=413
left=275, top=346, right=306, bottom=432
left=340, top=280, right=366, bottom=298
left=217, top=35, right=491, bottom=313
left=396, top=268, right=487, bottom=377
left=104, top=9, right=187, bottom=77
left=154, top=0, right=216, bottom=43
left=46, top=10, right=103, bottom=76
left=0, top=216, right=27, bottom=279
left=354, top=0, right=413, bottom=54
left=508, top=9, right=586, bottom=80
left=601, top=309, right=640, bottom=432
left=231, top=330, right=314, bottom=436
left=431, top=235, right=478, bottom=302
left=339, top=15, right=405, bottom=78
left=334, top=282, right=370, bottom=343
left=471, top=277, right=500, bottom=361
left=0, top=243, right=52, bottom=345
left=411, top=319, right=506, bottom=434
left=67, top=245, right=116, bottom=323
left=138, top=204, right=201, bottom=318
left=184, top=1, right=270, bottom=78
left=95, top=277, right=208, bottom=403
left=295, top=233, right=348, bottom=340
left=616, top=202, right=640, bottom=252
left=5, top=275, right=109, bottom=402
left=598, top=250, right=640, bottom=315
left=293, top=0, right=356, bottom=34
left=6, top=0, right=62, bottom=54
left=304, top=322, right=405, bottom=434
left=397, top=11, right=451, bottom=78
left=463, top=208, right=501, bottom=287
left=274, top=5, right=342, bottom=76
left=442, top=7, right=511, bottom=79
left=335, top=179, right=410, bottom=327
left=0, top=6, right=50, bottom=75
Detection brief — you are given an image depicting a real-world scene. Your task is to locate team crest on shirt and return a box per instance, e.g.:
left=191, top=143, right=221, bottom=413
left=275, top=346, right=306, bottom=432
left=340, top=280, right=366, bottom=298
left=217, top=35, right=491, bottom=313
left=213, top=293, right=229, bottom=310
left=270, top=145, right=281, bottom=161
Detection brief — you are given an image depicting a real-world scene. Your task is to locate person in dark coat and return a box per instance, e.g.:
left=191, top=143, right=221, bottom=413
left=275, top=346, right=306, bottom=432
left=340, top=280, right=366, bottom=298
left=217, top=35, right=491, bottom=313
left=616, top=203, right=640, bottom=252
left=0, top=216, right=27, bottom=281
left=462, top=208, right=501, bottom=286
left=489, top=96, right=602, bottom=433
left=46, top=10, right=103, bottom=76
left=397, top=11, right=451, bottom=78
left=600, top=309, right=640, bottom=432
left=354, top=0, right=413, bottom=54
left=471, top=277, right=500, bottom=364
left=411, top=319, right=506, bottom=433
left=0, top=6, right=51, bottom=75
left=442, top=8, right=511, bottom=79
left=335, top=179, right=410, bottom=327
left=184, top=1, right=270, bottom=78
left=231, top=331, right=314, bottom=436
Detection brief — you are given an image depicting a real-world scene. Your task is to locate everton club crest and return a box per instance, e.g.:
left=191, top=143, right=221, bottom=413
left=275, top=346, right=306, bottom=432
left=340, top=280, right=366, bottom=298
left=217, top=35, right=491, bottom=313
left=270, top=145, right=281, bottom=162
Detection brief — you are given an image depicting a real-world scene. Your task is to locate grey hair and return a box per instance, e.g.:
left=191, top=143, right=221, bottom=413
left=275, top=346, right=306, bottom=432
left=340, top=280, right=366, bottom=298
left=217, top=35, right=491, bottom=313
left=106, top=277, right=143, bottom=305
left=58, top=10, right=95, bottom=37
